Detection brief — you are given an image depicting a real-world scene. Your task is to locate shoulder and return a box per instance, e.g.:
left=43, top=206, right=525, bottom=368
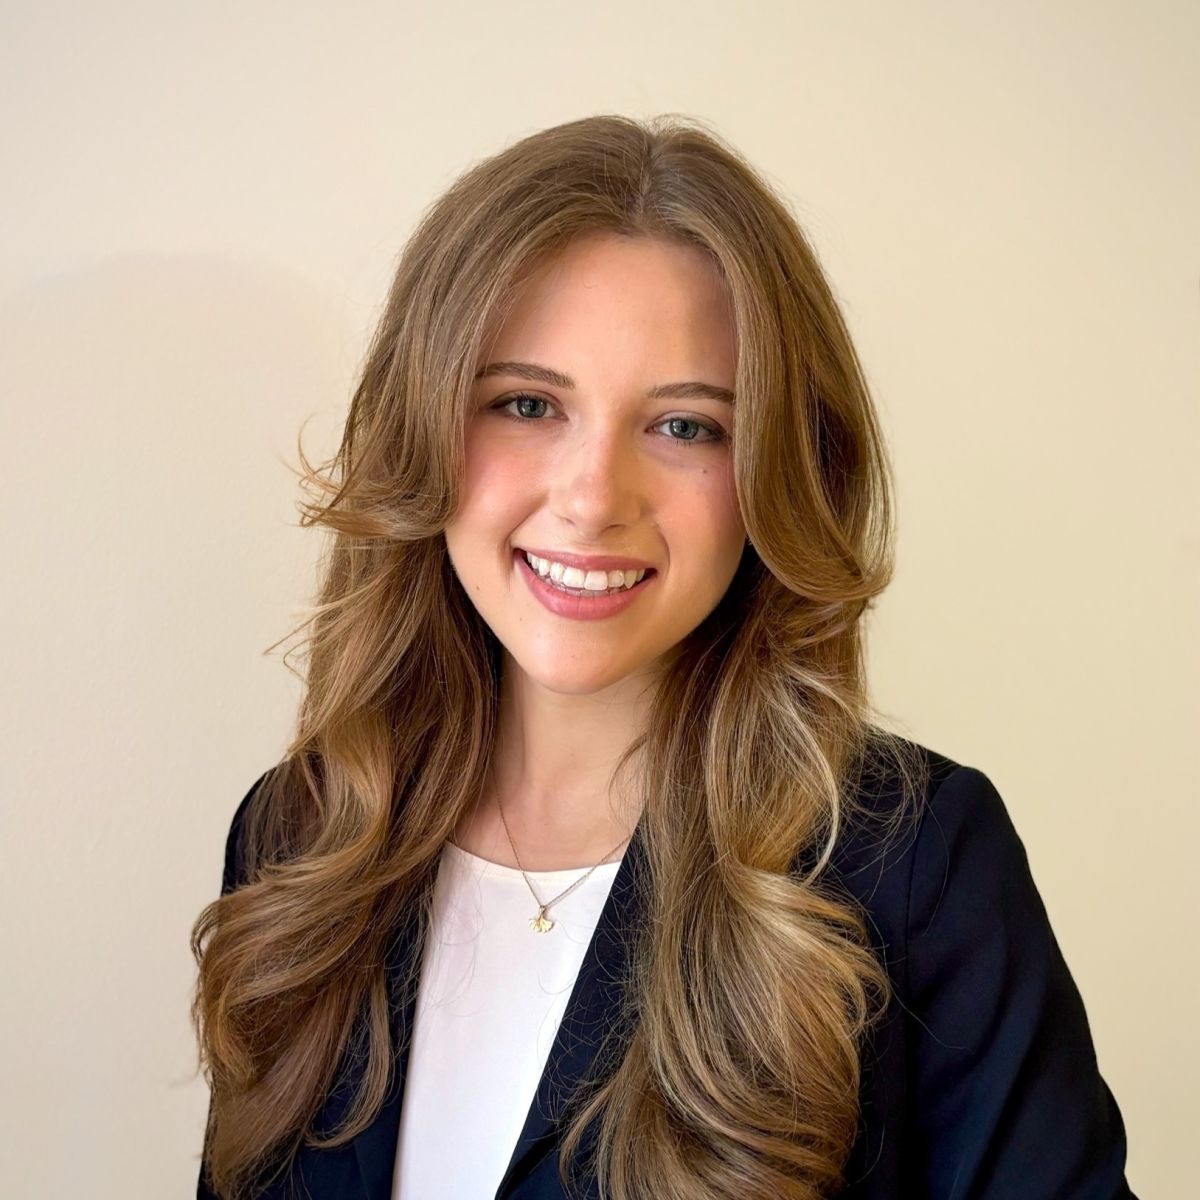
left=836, top=741, right=1137, bottom=1193
left=218, top=759, right=327, bottom=895
left=823, top=728, right=962, bottom=895
left=822, top=730, right=1023, bottom=968
left=219, top=767, right=274, bottom=896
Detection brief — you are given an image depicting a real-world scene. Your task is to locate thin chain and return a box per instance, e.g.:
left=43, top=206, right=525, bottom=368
left=497, top=793, right=631, bottom=916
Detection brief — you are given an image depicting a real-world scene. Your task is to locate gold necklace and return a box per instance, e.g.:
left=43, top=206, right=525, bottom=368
left=496, top=795, right=631, bottom=933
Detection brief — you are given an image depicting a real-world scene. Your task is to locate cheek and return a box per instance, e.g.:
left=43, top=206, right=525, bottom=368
left=684, top=464, right=745, bottom=546
left=658, top=476, right=744, bottom=598
left=458, top=433, right=536, bottom=525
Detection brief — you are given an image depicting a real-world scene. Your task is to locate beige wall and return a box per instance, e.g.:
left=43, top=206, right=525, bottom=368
left=2, top=3, right=1194, bottom=1196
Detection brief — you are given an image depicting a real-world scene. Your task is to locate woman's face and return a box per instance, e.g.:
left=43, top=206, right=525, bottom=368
left=444, top=231, right=745, bottom=695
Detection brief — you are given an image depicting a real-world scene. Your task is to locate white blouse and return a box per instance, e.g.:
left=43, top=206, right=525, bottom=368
left=391, top=839, right=623, bottom=1200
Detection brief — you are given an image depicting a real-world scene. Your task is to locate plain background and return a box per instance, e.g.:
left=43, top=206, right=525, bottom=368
left=2, top=3, right=1195, bottom=1196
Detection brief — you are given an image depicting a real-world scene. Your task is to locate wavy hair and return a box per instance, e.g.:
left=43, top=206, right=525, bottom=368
left=191, top=113, right=930, bottom=1200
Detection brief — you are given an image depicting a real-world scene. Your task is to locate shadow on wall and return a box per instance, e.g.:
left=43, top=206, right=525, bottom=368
left=1, top=251, right=349, bottom=700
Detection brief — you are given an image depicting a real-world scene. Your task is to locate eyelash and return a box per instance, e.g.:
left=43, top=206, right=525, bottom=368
left=488, top=392, right=727, bottom=448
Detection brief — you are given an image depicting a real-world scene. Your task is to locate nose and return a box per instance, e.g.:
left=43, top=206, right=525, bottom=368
left=549, top=423, right=645, bottom=535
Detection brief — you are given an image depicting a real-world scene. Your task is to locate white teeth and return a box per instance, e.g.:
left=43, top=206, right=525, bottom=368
left=523, top=551, right=647, bottom=592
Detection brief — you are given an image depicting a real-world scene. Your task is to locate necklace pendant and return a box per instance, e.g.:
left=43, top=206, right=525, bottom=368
left=530, top=906, right=554, bottom=933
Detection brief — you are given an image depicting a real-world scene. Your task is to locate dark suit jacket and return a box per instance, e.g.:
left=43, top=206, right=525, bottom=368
left=197, top=741, right=1136, bottom=1198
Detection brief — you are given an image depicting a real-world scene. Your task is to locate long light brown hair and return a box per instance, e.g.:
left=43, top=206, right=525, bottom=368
left=191, top=112, right=930, bottom=1200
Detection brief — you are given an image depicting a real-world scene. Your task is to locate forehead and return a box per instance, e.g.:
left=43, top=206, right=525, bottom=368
left=482, top=233, right=736, bottom=380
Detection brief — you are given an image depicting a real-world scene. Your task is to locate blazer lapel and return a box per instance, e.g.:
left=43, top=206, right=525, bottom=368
left=329, top=820, right=650, bottom=1200
left=350, top=914, right=424, bottom=1199
left=493, top=822, right=649, bottom=1196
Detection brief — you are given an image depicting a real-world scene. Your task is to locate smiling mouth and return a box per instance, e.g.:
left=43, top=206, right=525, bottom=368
left=514, top=548, right=656, bottom=597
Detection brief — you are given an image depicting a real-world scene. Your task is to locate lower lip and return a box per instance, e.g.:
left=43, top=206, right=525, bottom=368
left=515, top=550, right=657, bottom=621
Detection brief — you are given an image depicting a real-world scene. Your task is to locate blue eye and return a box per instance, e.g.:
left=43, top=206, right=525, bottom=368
left=493, top=392, right=552, bottom=421
left=489, top=392, right=726, bottom=447
left=655, top=415, right=724, bottom=445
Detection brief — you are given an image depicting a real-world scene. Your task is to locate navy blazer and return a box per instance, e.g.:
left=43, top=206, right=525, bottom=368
left=197, top=741, right=1136, bottom=1198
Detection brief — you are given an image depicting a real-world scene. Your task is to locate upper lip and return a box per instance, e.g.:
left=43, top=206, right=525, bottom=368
left=517, top=546, right=657, bottom=572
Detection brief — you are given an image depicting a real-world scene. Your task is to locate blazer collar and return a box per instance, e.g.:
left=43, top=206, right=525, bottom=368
left=316, top=821, right=651, bottom=1200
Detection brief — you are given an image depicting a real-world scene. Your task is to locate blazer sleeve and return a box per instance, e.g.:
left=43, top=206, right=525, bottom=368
left=197, top=771, right=272, bottom=1200
left=905, top=765, right=1136, bottom=1198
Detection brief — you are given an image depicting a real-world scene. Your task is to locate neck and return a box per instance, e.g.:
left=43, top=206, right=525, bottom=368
left=452, top=780, right=640, bottom=872
left=451, top=653, right=653, bottom=870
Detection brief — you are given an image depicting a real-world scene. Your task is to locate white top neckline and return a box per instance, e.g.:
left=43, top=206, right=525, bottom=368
left=391, top=836, right=623, bottom=1199
left=442, top=838, right=625, bottom=884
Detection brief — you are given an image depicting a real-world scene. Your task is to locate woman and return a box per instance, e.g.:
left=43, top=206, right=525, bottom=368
left=192, top=114, right=1135, bottom=1200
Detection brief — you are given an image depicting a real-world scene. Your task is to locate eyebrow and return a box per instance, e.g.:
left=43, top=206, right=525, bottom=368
left=474, top=360, right=735, bottom=406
